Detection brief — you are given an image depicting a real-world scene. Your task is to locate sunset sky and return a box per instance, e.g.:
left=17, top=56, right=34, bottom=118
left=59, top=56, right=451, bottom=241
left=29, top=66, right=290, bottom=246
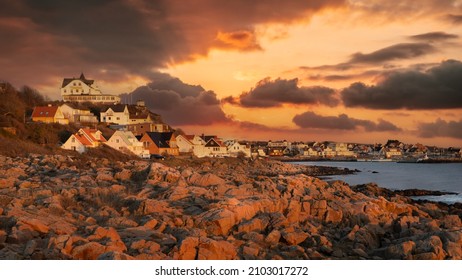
left=1, top=0, right=462, bottom=146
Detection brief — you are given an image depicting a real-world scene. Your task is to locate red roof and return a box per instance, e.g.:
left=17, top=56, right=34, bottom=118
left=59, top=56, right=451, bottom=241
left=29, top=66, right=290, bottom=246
left=74, top=133, right=93, bottom=146
left=80, top=128, right=107, bottom=142
left=32, top=106, right=59, bottom=118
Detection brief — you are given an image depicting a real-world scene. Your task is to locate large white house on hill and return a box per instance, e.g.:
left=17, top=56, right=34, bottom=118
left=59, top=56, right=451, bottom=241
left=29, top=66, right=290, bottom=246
left=61, top=73, right=120, bottom=104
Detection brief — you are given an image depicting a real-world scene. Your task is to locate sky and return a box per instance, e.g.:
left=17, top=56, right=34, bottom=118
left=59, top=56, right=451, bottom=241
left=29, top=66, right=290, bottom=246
left=1, top=0, right=462, bottom=146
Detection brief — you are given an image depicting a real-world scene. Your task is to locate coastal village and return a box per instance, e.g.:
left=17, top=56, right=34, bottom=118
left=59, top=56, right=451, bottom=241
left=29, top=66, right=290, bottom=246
left=8, top=74, right=461, bottom=162
left=1, top=75, right=462, bottom=261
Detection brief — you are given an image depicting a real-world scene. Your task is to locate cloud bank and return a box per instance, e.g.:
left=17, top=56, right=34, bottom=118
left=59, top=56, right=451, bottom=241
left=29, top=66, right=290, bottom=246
left=417, top=119, right=462, bottom=139
left=121, top=72, right=230, bottom=126
left=224, top=77, right=339, bottom=108
left=292, top=111, right=401, bottom=132
left=341, top=60, right=462, bottom=109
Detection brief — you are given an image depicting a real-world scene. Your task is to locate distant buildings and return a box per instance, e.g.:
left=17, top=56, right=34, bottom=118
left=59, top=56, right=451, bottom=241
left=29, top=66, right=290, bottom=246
left=61, top=73, right=120, bottom=104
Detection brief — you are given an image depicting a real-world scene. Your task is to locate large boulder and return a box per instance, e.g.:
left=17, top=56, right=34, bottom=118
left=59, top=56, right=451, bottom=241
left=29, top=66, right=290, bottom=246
left=189, top=173, right=226, bottom=187
left=197, top=238, right=237, bottom=260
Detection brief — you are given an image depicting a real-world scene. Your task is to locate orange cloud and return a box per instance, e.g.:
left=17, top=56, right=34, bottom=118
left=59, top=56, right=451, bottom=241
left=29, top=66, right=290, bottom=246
left=215, top=30, right=262, bottom=51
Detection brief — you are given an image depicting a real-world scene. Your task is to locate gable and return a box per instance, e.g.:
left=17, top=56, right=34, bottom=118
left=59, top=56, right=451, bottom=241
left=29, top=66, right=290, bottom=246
left=205, top=138, right=222, bottom=147
left=145, top=132, right=173, bottom=148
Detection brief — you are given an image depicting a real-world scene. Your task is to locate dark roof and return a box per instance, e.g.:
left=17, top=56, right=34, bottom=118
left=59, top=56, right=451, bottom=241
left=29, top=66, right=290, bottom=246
left=145, top=132, right=174, bottom=148
left=61, top=73, right=95, bottom=88
left=205, top=138, right=223, bottom=147
left=201, top=135, right=217, bottom=143
left=101, top=104, right=127, bottom=113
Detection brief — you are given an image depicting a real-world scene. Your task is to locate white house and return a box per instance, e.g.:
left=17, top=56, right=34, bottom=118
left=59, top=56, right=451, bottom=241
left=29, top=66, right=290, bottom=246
left=100, top=104, right=130, bottom=125
left=335, top=143, right=356, bottom=157
left=100, top=102, right=155, bottom=126
left=61, top=73, right=120, bottom=104
left=176, top=134, right=207, bottom=156
left=302, top=147, right=321, bottom=157
left=227, top=141, right=251, bottom=157
left=204, top=137, right=228, bottom=157
left=61, top=128, right=106, bottom=153
left=106, top=130, right=149, bottom=158
left=59, top=104, right=98, bottom=124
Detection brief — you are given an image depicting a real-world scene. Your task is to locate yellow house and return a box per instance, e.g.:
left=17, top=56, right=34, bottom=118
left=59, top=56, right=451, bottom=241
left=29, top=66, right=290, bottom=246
left=31, top=105, right=69, bottom=124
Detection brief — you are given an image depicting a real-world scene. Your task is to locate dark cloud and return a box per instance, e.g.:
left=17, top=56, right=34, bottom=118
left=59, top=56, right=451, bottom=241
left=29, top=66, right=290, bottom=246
left=307, top=70, right=382, bottom=82
left=0, top=0, right=345, bottom=89
left=299, top=43, right=437, bottom=74
left=409, top=32, right=459, bottom=42
left=121, top=72, right=230, bottom=126
left=349, top=43, right=436, bottom=64
left=341, top=60, right=462, bottom=109
left=349, top=0, right=461, bottom=19
left=238, top=121, right=278, bottom=132
left=225, top=77, right=339, bottom=108
left=292, top=111, right=401, bottom=131
left=445, top=14, right=462, bottom=24
left=417, top=118, right=462, bottom=139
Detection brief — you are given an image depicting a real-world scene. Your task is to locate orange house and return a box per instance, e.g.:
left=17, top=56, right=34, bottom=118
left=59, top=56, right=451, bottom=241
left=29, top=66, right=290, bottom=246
left=140, top=132, right=179, bottom=156
left=31, top=105, right=69, bottom=124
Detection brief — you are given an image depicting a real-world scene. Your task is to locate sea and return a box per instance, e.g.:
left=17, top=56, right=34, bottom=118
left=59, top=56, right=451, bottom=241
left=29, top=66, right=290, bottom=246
left=293, top=161, right=462, bottom=204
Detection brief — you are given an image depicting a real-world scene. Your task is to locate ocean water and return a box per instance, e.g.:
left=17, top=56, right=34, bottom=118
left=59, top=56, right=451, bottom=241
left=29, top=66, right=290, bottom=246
left=293, top=161, right=462, bottom=204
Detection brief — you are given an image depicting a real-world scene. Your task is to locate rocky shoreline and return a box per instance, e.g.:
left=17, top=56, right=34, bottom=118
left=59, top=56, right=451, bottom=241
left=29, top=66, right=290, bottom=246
left=0, top=155, right=461, bottom=260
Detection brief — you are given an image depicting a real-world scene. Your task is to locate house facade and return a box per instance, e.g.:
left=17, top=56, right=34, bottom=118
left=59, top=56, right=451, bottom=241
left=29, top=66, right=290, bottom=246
left=59, top=104, right=98, bottom=124
left=176, top=134, right=207, bottom=156
left=61, top=73, right=120, bottom=104
left=106, top=130, right=149, bottom=158
left=204, top=137, right=228, bottom=157
left=61, top=128, right=106, bottom=153
left=101, top=103, right=160, bottom=126
left=227, top=141, right=251, bottom=157
left=31, top=105, right=69, bottom=124
left=127, top=123, right=170, bottom=136
left=140, top=132, right=179, bottom=156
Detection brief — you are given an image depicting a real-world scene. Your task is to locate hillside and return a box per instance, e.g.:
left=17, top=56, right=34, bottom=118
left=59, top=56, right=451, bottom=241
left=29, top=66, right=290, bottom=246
left=0, top=82, right=135, bottom=162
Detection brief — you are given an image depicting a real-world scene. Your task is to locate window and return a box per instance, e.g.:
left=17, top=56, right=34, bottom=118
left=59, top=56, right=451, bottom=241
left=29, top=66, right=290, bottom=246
left=73, top=82, right=76, bottom=86
left=64, top=89, right=67, bottom=93
left=116, top=117, right=120, bottom=120
left=71, top=137, right=75, bottom=143
left=116, top=139, right=119, bottom=143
